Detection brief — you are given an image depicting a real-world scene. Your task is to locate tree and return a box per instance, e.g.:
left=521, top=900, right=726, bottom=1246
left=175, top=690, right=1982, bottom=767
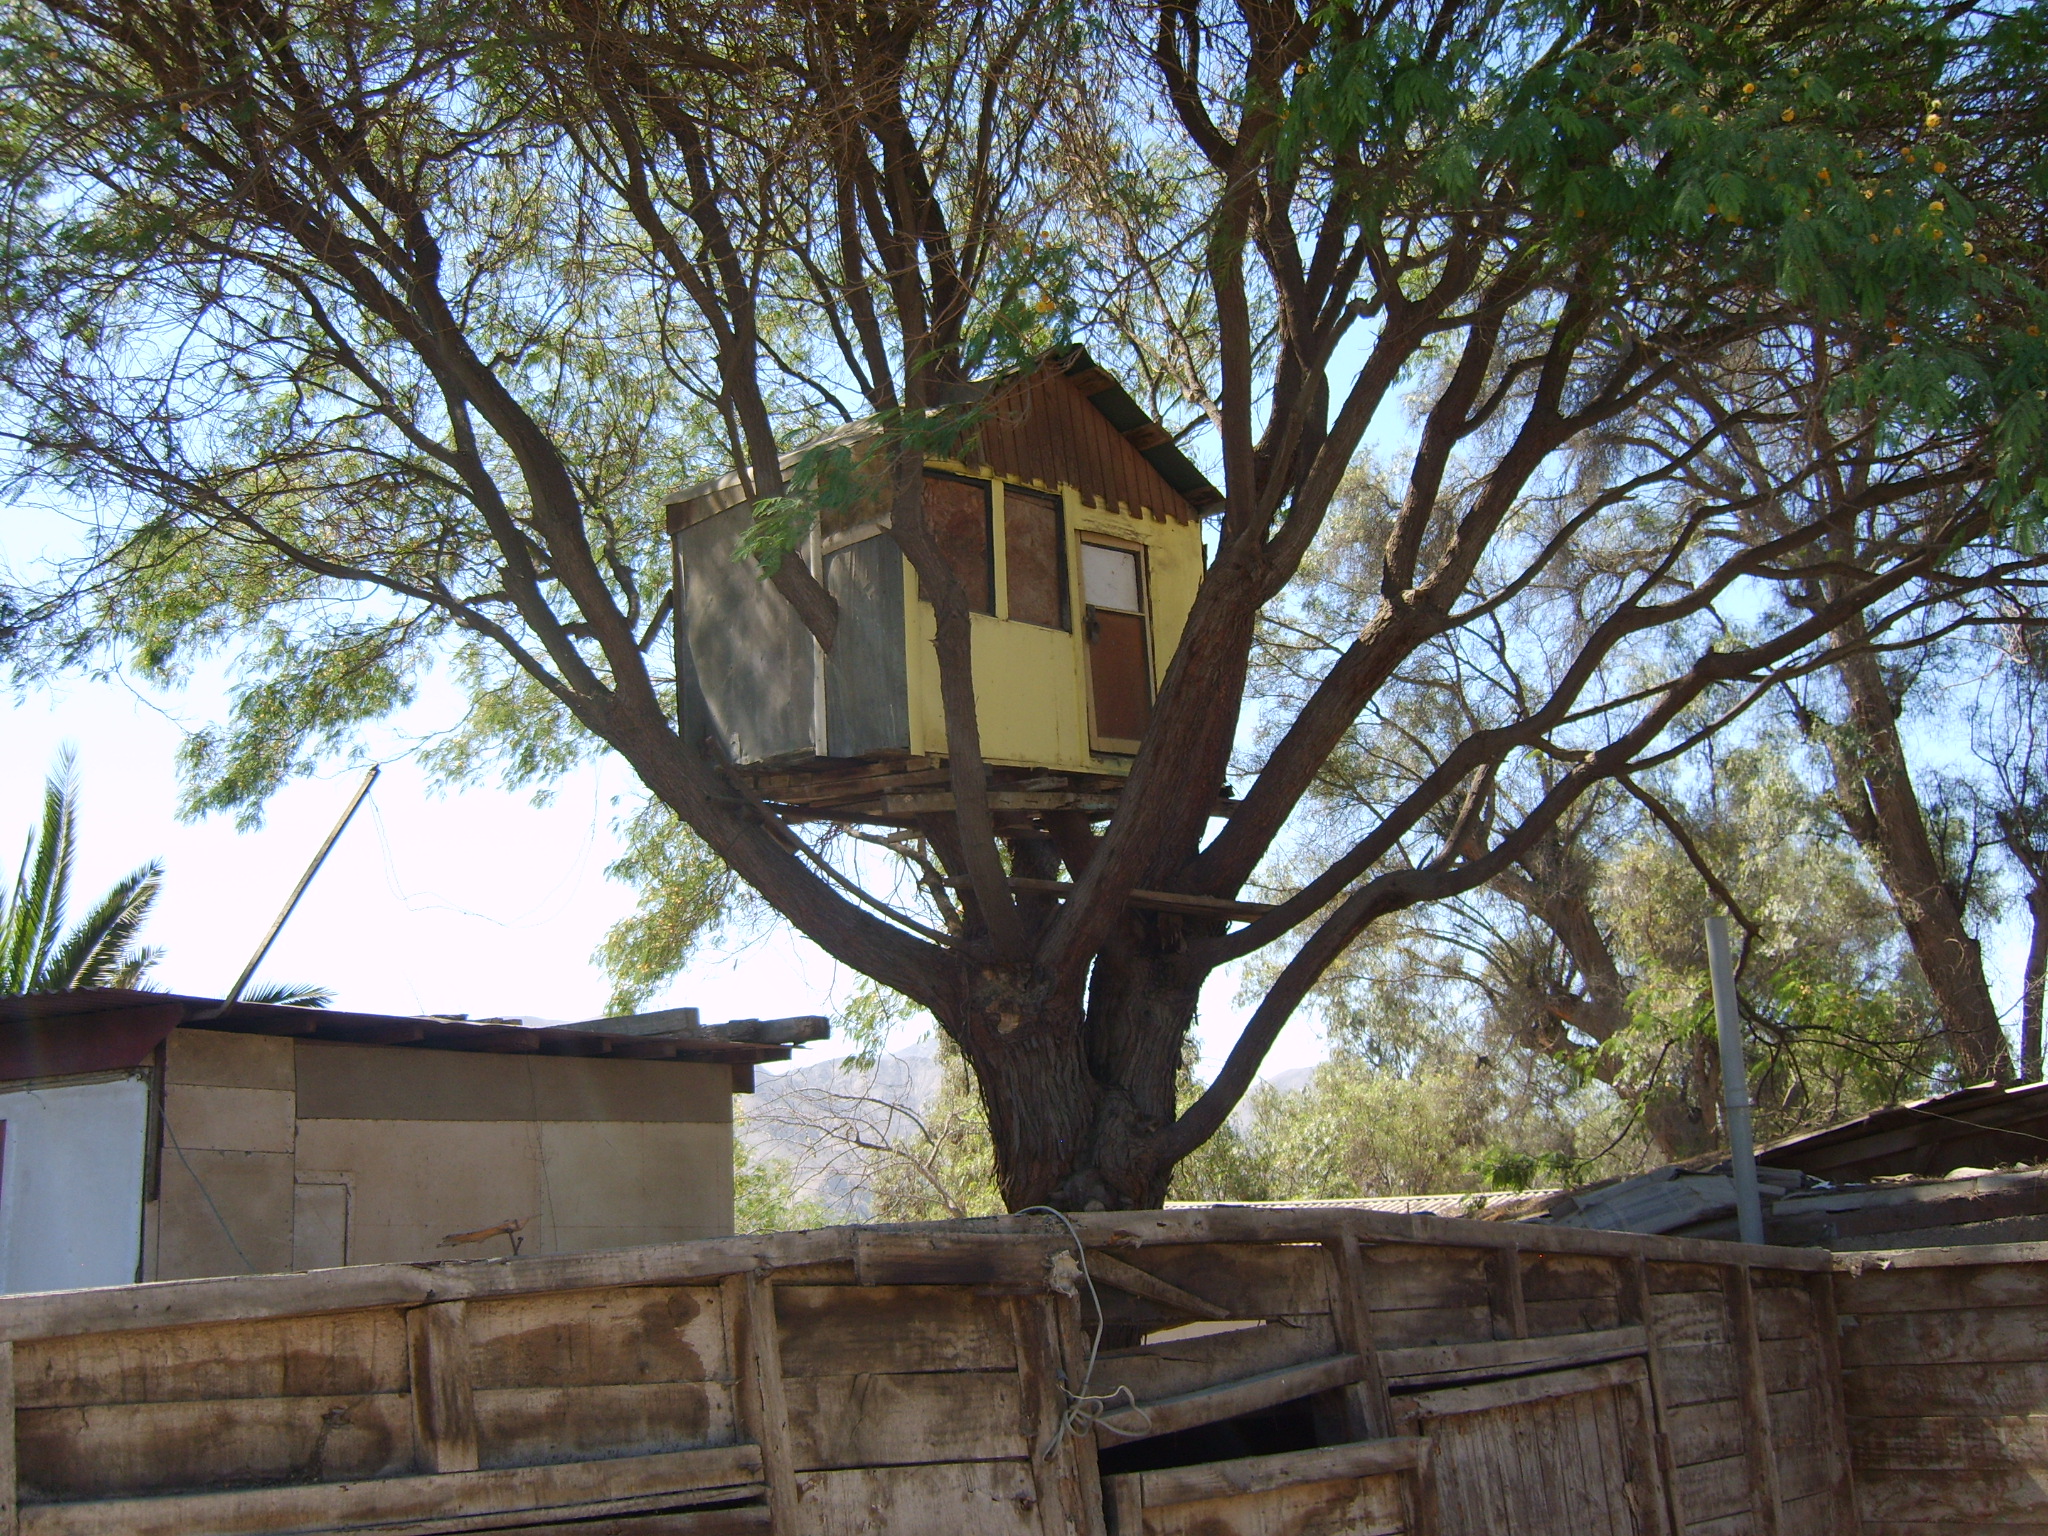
left=2, top=0, right=2044, bottom=1207
left=2, top=751, right=162, bottom=993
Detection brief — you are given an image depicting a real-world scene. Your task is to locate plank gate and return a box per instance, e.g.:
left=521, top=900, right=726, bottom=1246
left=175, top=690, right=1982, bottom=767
left=5, top=1205, right=2038, bottom=1535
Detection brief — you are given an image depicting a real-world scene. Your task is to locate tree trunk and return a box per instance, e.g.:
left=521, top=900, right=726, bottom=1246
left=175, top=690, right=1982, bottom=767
left=1823, top=647, right=2013, bottom=1082
left=954, top=921, right=1203, bottom=1211
left=2023, top=878, right=2048, bottom=1083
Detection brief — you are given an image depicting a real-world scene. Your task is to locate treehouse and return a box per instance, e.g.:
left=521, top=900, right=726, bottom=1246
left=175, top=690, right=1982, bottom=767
left=667, top=351, right=1222, bottom=821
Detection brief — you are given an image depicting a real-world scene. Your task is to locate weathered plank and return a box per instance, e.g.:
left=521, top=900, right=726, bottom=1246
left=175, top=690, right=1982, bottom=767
left=1360, top=1305, right=1496, bottom=1352
left=1843, top=1362, right=2048, bottom=1417
left=1649, top=1290, right=1733, bottom=1351
left=15, top=1311, right=408, bottom=1408
left=1854, top=1465, right=2048, bottom=1522
left=792, top=1460, right=1043, bottom=1536
left=782, top=1373, right=1024, bottom=1469
left=775, top=1286, right=1015, bottom=1376
left=848, top=1230, right=1059, bottom=1290
left=17, top=1443, right=765, bottom=1536
left=471, top=1511, right=770, bottom=1536
left=16, top=1393, right=413, bottom=1499
left=1675, top=1453, right=1756, bottom=1524
left=1356, top=1247, right=1492, bottom=1315
left=1724, top=1267, right=1784, bottom=1536
left=1803, top=1272, right=1862, bottom=1536
left=0, top=1231, right=864, bottom=1345
left=1523, top=1295, right=1622, bottom=1337
left=1378, top=1326, right=1646, bottom=1388
left=1096, top=1354, right=1364, bottom=1443
left=1329, top=1229, right=1395, bottom=1439
left=473, top=1382, right=736, bottom=1468
left=1091, top=1243, right=1335, bottom=1320
left=465, top=1287, right=729, bottom=1390
left=1520, top=1252, right=1624, bottom=1304
left=733, top=1274, right=799, bottom=1536
left=407, top=1302, right=478, bottom=1475
left=1084, top=1251, right=1230, bottom=1321
left=1657, top=1343, right=1740, bottom=1409
left=1114, top=1438, right=1427, bottom=1508
left=1008, top=1295, right=1083, bottom=1536
left=1136, top=1472, right=1408, bottom=1536
left=1848, top=1411, right=2048, bottom=1468
left=1625, top=1255, right=1688, bottom=1536
left=1664, top=1400, right=1749, bottom=1468
left=1092, top=1317, right=1340, bottom=1405
left=1833, top=1258, right=2048, bottom=1315
left=1839, top=1303, right=2048, bottom=1368
left=1394, top=1356, right=1647, bottom=1423
left=1485, top=1249, right=1527, bottom=1341
left=0, top=1339, right=17, bottom=1536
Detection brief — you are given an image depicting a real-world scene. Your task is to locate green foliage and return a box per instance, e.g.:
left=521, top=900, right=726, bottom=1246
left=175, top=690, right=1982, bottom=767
left=733, top=1139, right=831, bottom=1234
left=860, top=1038, right=1005, bottom=1222
left=2, top=750, right=162, bottom=994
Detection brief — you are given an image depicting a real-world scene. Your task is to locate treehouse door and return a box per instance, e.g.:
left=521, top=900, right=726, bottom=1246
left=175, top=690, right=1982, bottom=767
left=1082, top=538, right=1152, bottom=753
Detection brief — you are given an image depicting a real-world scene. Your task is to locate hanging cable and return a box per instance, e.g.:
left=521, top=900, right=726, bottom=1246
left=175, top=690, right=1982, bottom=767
left=1016, top=1206, right=1153, bottom=1457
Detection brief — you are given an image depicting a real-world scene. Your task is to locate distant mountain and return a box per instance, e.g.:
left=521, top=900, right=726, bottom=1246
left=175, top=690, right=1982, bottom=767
left=740, top=1041, right=943, bottom=1218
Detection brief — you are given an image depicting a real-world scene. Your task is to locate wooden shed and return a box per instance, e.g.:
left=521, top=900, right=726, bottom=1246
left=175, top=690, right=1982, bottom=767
left=668, top=353, right=1220, bottom=820
left=0, top=992, right=811, bottom=1293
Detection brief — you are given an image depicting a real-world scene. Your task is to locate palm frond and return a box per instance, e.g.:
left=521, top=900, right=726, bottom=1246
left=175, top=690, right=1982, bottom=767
left=238, top=980, right=334, bottom=1008
left=2, top=751, right=167, bottom=997
left=44, top=861, right=163, bottom=991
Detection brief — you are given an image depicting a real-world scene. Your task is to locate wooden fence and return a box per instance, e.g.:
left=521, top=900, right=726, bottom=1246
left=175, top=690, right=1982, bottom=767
left=0, top=1204, right=1968, bottom=1536
left=1834, top=1239, right=2048, bottom=1533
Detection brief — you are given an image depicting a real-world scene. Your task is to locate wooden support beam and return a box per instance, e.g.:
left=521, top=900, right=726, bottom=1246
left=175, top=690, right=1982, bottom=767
left=1327, top=1228, right=1395, bottom=1439
left=1107, top=1437, right=1430, bottom=1511
left=1623, top=1256, right=1687, bottom=1536
left=1095, top=1354, right=1365, bottom=1444
left=406, top=1301, right=478, bottom=1474
left=1010, top=1297, right=1084, bottom=1536
left=1053, top=1287, right=1111, bottom=1536
left=1722, top=1265, right=1785, bottom=1536
left=17, top=1445, right=763, bottom=1536
left=1805, top=1270, right=1864, bottom=1535
left=0, top=1340, right=16, bottom=1536
left=1394, top=1355, right=1648, bottom=1423
left=1378, top=1326, right=1646, bottom=1389
left=1083, top=1250, right=1230, bottom=1320
left=734, top=1272, right=803, bottom=1536
left=1486, top=1248, right=1527, bottom=1341
left=1004, top=877, right=1274, bottom=921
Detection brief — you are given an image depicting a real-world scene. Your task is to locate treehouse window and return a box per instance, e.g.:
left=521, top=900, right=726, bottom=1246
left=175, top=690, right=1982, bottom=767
left=1003, top=485, right=1067, bottom=630
left=922, top=471, right=994, bottom=614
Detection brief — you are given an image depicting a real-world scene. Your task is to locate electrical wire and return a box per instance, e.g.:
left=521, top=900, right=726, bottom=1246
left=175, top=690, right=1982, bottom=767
left=162, top=1114, right=255, bottom=1274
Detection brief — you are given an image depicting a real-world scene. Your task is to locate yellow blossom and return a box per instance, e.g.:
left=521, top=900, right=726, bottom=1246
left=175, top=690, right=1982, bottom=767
left=1781, top=108, right=1796, bottom=122
left=1741, top=82, right=1756, bottom=94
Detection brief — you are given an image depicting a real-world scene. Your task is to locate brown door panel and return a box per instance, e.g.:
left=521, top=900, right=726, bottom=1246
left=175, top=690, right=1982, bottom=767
left=1088, top=605, right=1152, bottom=745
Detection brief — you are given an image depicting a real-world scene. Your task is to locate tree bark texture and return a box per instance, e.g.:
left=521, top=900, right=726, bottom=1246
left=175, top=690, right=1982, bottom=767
left=1824, top=644, right=2012, bottom=1082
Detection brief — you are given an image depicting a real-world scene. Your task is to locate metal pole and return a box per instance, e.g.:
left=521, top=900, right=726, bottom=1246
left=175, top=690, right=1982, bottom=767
left=1706, top=914, right=1765, bottom=1246
left=223, top=765, right=381, bottom=1006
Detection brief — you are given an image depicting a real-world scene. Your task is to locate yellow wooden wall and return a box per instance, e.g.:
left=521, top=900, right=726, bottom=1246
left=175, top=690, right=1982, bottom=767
left=904, top=464, right=1205, bottom=774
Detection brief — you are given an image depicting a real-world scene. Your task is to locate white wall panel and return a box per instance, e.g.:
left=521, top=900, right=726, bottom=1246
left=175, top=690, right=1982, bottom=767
left=0, top=1073, right=149, bottom=1293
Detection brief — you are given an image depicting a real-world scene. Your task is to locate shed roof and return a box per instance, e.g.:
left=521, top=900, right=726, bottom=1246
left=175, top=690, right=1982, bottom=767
left=0, top=989, right=817, bottom=1086
left=664, top=348, right=1222, bottom=530
left=1752, top=1078, right=2048, bottom=1181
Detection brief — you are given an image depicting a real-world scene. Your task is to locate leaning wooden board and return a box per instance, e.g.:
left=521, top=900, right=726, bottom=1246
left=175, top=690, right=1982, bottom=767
left=11, top=1205, right=2029, bottom=1536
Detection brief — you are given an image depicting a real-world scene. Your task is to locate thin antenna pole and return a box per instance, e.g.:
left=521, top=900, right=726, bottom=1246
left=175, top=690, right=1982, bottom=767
left=224, top=765, right=380, bottom=1006
left=1706, top=914, right=1766, bottom=1246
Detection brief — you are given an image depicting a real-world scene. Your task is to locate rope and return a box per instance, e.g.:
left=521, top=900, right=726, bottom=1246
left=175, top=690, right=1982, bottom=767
left=1016, top=1206, right=1154, bottom=1458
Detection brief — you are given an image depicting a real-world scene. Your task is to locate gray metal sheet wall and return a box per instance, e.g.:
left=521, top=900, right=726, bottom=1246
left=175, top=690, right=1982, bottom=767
left=824, top=533, right=910, bottom=757
left=675, top=505, right=819, bottom=763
